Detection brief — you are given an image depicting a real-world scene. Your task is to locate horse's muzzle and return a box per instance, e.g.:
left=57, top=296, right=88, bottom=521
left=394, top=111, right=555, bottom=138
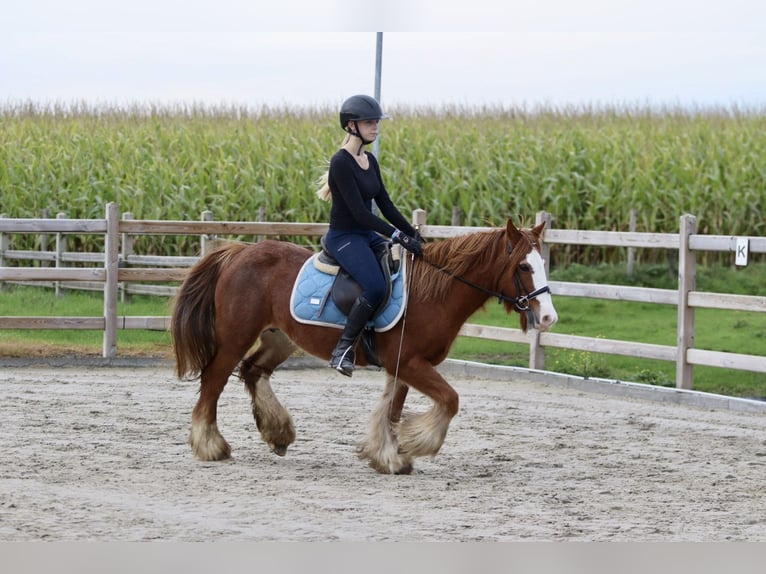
left=532, top=305, right=558, bottom=331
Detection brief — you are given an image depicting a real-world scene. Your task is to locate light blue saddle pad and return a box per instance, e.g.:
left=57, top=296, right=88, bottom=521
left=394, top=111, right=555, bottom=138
left=289, top=253, right=407, bottom=332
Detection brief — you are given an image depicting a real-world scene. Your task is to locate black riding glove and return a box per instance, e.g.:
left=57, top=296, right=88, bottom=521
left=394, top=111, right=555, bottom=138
left=391, top=230, right=423, bottom=258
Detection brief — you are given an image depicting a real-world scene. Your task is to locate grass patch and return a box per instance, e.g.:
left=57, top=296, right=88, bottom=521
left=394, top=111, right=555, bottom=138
left=0, top=286, right=172, bottom=357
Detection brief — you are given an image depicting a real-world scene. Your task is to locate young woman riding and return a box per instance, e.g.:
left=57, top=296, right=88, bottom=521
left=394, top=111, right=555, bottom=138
left=317, top=94, right=423, bottom=377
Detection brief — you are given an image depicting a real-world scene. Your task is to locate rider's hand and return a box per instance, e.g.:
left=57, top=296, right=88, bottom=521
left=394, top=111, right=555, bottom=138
left=391, top=230, right=423, bottom=258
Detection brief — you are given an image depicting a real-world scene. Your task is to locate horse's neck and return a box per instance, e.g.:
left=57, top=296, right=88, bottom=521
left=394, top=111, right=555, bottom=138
left=442, top=275, right=495, bottom=327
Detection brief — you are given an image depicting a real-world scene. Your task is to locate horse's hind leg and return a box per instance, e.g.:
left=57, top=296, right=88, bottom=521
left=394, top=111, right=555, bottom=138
left=240, top=329, right=297, bottom=456
left=190, top=350, right=242, bottom=461
left=358, top=373, right=414, bottom=474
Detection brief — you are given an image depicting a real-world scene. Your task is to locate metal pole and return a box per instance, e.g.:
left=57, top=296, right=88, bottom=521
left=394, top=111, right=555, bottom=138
left=372, top=32, right=383, bottom=216
left=372, top=32, right=383, bottom=159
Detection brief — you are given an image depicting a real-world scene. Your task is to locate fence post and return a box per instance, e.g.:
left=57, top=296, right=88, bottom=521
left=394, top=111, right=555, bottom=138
left=55, top=212, right=68, bottom=297
left=256, top=206, right=267, bottom=242
left=103, top=203, right=120, bottom=359
left=676, top=213, right=697, bottom=389
left=201, top=210, right=214, bottom=255
left=627, top=208, right=636, bottom=277
left=451, top=206, right=462, bottom=227
left=40, top=209, right=50, bottom=267
left=120, top=212, right=134, bottom=303
left=0, top=214, right=7, bottom=291
left=412, top=208, right=427, bottom=232
left=529, top=211, right=553, bottom=370
left=536, top=211, right=552, bottom=276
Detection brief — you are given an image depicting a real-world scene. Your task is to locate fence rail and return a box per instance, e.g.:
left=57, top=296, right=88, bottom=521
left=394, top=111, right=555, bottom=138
left=2, top=203, right=765, bottom=390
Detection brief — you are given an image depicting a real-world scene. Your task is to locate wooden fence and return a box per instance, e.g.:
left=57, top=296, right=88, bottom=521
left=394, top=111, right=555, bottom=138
left=1, top=203, right=765, bottom=390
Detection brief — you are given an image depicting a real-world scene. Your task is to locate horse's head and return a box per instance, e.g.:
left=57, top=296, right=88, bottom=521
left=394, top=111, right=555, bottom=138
left=502, top=219, right=558, bottom=333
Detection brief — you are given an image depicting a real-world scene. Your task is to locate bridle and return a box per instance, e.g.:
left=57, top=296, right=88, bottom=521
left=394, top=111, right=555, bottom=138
left=419, top=241, right=551, bottom=312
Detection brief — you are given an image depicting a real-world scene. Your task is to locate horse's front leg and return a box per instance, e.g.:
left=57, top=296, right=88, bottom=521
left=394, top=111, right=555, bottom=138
left=396, top=360, right=459, bottom=460
left=358, top=373, right=414, bottom=474
left=390, top=381, right=409, bottom=423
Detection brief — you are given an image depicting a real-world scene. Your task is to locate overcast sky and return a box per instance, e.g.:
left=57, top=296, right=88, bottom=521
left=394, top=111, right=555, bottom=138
left=3, top=0, right=765, bottom=110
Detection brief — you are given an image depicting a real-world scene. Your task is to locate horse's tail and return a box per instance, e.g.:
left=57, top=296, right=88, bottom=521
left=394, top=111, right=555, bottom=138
left=171, top=243, right=248, bottom=379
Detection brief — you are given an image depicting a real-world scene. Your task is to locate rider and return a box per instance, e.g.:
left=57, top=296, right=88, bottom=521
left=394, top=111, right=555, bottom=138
left=317, top=94, right=424, bottom=377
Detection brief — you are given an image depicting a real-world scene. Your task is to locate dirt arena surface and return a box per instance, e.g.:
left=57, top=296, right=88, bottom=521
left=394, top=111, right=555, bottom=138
left=1, top=363, right=765, bottom=541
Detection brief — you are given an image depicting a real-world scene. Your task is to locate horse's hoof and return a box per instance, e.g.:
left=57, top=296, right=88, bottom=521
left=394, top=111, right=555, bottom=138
left=270, top=443, right=289, bottom=456
left=394, top=463, right=414, bottom=475
left=189, top=426, right=231, bottom=461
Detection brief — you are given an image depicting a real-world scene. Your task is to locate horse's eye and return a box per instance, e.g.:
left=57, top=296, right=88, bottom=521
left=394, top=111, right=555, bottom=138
left=519, top=263, right=531, bottom=272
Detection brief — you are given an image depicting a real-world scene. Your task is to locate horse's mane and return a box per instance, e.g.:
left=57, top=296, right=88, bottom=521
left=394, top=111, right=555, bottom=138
left=410, top=226, right=538, bottom=302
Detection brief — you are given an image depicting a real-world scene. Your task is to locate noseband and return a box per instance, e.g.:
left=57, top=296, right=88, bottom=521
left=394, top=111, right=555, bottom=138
left=419, top=241, right=551, bottom=312
left=510, top=277, right=551, bottom=311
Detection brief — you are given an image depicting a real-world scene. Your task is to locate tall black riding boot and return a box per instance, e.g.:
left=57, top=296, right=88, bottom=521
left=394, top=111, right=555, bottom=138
left=329, top=296, right=376, bottom=377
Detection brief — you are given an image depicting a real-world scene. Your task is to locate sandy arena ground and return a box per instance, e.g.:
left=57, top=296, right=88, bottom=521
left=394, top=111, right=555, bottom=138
left=1, top=363, right=765, bottom=541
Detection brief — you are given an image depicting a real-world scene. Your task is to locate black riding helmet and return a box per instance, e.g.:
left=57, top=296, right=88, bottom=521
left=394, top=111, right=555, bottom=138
left=339, top=94, right=389, bottom=129
left=339, top=95, right=389, bottom=150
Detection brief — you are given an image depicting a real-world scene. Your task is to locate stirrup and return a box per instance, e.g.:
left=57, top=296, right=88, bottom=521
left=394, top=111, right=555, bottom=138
left=330, top=346, right=355, bottom=377
left=334, top=362, right=354, bottom=377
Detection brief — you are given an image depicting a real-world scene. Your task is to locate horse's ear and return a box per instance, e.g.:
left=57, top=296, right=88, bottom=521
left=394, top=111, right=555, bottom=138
left=531, top=220, right=546, bottom=238
left=505, top=219, right=522, bottom=244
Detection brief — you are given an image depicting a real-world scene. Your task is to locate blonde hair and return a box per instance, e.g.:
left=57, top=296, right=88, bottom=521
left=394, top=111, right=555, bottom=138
left=315, top=171, right=331, bottom=201
left=315, top=133, right=352, bottom=201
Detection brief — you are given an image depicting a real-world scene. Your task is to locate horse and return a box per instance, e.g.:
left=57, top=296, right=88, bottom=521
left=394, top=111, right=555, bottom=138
left=171, top=218, right=558, bottom=474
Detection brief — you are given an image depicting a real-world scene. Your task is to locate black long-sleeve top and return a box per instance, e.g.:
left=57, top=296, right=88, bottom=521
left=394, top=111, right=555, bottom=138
left=328, top=149, right=416, bottom=238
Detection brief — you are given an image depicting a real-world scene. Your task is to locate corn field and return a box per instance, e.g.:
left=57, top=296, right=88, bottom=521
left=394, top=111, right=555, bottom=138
left=1, top=101, right=764, bottom=264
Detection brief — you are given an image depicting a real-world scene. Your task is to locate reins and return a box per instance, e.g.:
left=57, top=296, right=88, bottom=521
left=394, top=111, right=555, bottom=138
left=419, top=254, right=551, bottom=311
left=389, top=248, right=416, bottom=419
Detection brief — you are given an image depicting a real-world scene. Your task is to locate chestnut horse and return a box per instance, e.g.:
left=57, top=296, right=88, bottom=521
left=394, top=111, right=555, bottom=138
left=171, top=219, right=557, bottom=474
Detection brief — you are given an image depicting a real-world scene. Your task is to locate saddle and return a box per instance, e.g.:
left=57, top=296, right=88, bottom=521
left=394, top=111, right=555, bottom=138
left=315, top=236, right=401, bottom=317
left=289, top=239, right=408, bottom=368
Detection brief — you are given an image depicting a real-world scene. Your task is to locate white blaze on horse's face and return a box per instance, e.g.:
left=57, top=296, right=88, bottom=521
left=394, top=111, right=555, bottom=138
left=524, top=249, right=558, bottom=331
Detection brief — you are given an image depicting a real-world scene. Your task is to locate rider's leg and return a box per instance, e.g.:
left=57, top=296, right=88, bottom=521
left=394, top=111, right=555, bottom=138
left=324, top=230, right=387, bottom=376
